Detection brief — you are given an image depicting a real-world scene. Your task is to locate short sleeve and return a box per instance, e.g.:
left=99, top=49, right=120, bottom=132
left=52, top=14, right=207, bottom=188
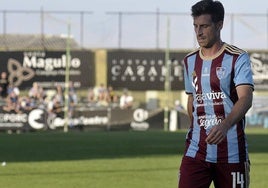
left=234, top=53, right=254, bottom=88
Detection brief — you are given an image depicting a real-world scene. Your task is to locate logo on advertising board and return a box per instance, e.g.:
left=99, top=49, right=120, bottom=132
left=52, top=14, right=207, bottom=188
left=0, top=112, right=27, bottom=128
left=0, top=51, right=95, bottom=89
left=250, top=52, right=268, bottom=90
left=28, top=109, right=47, bottom=129
left=0, top=108, right=47, bottom=130
left=7, top=58, right=35, bottom=87
left=107, top=51, right=186, bottom=90
left=130, top=108, right=149, bottom=131
left=47, top=113, right=109, bottom=129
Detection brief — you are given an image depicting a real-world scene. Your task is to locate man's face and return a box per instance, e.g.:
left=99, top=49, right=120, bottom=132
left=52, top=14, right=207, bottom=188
left=193, top=14, right=222, bottom=48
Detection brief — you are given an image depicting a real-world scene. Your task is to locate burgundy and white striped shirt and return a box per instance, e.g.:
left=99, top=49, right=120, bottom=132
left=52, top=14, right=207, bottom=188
left=183, top=43, right=254, bottom=163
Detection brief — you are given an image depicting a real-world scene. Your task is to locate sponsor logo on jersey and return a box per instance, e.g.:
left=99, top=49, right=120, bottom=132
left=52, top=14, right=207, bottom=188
left=196, top=91, right=227, bottom=103
left=198, top=115, right=224, bottom=130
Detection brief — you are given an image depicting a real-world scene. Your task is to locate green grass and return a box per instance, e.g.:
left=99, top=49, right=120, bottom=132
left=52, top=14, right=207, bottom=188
left=0, top=128, right=267, bottom=188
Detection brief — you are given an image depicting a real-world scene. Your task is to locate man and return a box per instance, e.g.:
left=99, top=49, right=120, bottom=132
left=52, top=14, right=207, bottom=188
left=0, top=72, right=9, bottom=98
left=119, top=89, right=133, bottom=109
left=178, top=1, right=254, bottom=188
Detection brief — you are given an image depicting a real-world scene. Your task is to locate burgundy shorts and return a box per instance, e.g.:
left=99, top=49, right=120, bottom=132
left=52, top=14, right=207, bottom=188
left=178, top=156, right=250, bottom=188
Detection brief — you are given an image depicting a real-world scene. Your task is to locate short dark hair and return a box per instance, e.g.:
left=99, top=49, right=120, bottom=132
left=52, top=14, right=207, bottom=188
left=191, top=0, right=225, bottom=23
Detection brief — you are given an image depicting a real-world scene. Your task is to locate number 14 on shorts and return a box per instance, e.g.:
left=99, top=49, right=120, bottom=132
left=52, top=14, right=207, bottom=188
left=231, top=172, right=244, bottom=188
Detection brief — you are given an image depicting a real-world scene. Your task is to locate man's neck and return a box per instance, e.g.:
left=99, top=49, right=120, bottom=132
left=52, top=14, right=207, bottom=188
left=201, top=41, right=224, bottom=57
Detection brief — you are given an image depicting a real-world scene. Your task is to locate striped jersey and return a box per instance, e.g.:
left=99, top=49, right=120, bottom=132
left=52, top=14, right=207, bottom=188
left=183, top=43, right=254, bottom=163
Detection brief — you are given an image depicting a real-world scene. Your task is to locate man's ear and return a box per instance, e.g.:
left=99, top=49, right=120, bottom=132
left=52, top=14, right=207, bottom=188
left=216, top=21, right=223, bottom=31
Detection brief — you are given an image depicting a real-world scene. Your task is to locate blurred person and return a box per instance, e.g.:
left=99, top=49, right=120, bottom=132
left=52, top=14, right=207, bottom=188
left=47, top=95, right=62, bottom=115
left=95, top=83, right=111, bottom=107
left=97, top=83, right=106, bottom=102
left=54, top=84, right=64, bottom=106
left=178, top=1, right=254, bottom=188
left=68, top=82, right=78, bottom=119
left=28, top=82, right=43, bottom=99
left=47, top=84, right=64, bottom=117
left=87, top=87, right=96, bottom=104
left=119, top=89, right=133, bottom=109
left=68, top=81, right=78, bottom=104
left=97, top=92, right=109, bottom=107
left=0, top=72, right=9, bottom=98
left=3, top=84, right=20, bottom=112
left=18, top=96, right=33, bottom=111
left=107, top=85, right=118, bottom=104
left=107, top=85, right=119, bottom=108
left=174, top=100, right=184, bottom=111
left=28, top=82, right=45, bottom=107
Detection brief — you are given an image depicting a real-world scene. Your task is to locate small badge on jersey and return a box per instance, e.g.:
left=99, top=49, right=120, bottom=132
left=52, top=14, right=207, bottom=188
left=216, top=67, right=227, bottom=79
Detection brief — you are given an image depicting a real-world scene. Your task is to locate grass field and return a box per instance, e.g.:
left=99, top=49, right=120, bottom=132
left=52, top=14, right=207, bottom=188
left=0, top=128, right=267, bottom=188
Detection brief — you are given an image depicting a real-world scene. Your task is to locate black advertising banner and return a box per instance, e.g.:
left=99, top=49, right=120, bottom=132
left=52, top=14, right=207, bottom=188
left=0, top=107, right=165, bottom=131
left=249, top=51, right=268, bottom=90
left=0, top=51, right=95, bottom=89
left=0, top=105, right=191, bottom=131
left=107, top=50, right=187, bottom=91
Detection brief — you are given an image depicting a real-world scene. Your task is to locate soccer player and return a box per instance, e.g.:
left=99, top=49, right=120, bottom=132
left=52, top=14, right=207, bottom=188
left=178, top=0, right=254, bottom=188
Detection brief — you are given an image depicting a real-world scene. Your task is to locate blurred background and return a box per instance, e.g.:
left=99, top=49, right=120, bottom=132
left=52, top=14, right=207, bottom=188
left=1, top=0, right=267, bottom=49
left=0, top=0, right=268, bottom=132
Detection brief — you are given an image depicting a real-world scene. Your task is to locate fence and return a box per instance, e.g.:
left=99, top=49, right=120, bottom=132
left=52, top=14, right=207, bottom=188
left=0, top=9, right=268, bottom=50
